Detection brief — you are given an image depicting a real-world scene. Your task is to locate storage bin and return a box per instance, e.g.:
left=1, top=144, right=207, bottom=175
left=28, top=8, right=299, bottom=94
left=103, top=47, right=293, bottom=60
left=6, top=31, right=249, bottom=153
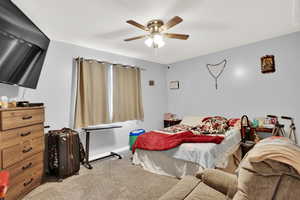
left=129, top=129, right=145, bottom=151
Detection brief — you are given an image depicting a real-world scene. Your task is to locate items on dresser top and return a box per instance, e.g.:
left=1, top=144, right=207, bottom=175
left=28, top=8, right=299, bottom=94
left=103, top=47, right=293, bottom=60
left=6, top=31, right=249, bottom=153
left=0, top=106, right=45, bottom=200
left=16, top=101, right=29, bottom=108
left=16, top=102, right=44, bottom=108
left=0, top=97, right=19, bottom=109
left=0, top=97, right=44, bottom=109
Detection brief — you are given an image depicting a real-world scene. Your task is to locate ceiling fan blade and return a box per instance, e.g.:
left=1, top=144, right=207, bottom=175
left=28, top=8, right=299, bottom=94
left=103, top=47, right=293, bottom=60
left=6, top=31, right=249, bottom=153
left=124, top=35, right=147, bottom=41
left=164, top=33, right=189, bottom=40
left=160, top=16, right=183, bottom=31
left=126, top=20, right=148, bottom=31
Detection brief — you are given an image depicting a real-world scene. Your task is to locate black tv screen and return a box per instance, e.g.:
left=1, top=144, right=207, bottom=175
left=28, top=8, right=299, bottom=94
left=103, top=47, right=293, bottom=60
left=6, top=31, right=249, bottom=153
left=0, top=0, right=50, bottom=89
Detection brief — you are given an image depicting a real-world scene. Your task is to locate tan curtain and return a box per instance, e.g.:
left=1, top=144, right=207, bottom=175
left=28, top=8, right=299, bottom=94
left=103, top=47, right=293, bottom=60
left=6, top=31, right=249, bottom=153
left=112, top=65, right=144, bottom=122
left=74, top=59, right=110, bottom=128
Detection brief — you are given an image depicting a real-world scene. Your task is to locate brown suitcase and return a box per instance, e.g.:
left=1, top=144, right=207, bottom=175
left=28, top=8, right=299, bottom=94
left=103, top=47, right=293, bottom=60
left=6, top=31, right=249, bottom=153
left=47, top=128, right=82, bottom=180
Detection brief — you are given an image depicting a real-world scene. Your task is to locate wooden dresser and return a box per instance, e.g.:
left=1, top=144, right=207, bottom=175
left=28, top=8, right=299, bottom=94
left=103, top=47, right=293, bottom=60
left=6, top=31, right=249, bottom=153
left=0, top=107, right=45, bottom=200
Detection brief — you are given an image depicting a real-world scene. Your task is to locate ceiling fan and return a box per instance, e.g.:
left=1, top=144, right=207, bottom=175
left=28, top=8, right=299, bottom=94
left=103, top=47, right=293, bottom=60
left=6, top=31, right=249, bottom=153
left=124, top=16, right=189, bottom=48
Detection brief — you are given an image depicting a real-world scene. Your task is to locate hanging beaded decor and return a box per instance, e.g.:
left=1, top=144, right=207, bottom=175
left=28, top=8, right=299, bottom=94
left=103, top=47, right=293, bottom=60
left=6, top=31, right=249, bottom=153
left=206, top=59, right=227, bottom=90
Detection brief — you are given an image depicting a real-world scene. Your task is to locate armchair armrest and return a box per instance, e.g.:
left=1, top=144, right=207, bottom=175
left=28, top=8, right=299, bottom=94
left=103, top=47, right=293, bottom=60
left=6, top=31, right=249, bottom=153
left=197, top=169, right=237, bottom=198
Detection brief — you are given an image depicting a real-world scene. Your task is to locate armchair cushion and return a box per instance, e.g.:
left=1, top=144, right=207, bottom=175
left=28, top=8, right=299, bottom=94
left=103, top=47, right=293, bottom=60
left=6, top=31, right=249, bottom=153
left=185, top=182, right=227, bottom=200
left=197, top=169, right=237, bottom=198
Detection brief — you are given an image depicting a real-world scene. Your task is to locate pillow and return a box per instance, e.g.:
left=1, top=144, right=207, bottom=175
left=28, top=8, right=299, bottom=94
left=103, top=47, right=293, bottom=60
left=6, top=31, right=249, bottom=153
left=180, top=116, right=204, bottom=127
left=228, top=118, right=240, bottom=127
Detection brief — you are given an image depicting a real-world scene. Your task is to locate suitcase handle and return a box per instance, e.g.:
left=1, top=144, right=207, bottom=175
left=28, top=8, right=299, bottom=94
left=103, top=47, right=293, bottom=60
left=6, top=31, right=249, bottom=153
left=22, top=162, right=32, bottom=170
left=23, top=178, right=33, bottom=187
left=22, top=147, right=33, bottom=153
left=22, top=116, right=33, bottom=120
left=21, top=132, right=31, bottom=137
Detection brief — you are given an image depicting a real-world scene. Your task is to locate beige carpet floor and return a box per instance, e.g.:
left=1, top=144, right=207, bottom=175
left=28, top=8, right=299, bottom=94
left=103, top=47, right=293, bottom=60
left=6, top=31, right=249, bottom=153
left=24, top=156, right=179, bottom=200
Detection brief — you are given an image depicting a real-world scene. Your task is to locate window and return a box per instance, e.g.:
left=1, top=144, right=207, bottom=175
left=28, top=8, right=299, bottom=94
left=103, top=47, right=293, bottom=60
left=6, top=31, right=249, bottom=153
left=73, top=58, right=144, bottom=128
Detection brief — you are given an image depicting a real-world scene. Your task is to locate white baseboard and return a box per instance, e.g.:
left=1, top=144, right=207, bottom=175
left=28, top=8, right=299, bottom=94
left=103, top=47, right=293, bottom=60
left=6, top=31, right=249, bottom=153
left=89, top=146, right=130, bottom=161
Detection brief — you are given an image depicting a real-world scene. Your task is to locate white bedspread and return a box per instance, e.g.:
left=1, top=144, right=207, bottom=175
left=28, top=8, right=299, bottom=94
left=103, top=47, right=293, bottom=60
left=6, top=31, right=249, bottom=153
left=134, top=128, right=241, bottom=169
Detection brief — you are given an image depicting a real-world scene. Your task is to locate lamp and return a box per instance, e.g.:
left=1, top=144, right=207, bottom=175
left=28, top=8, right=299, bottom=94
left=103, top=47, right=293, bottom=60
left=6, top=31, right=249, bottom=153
left=145, top=34, right=165, bottom=48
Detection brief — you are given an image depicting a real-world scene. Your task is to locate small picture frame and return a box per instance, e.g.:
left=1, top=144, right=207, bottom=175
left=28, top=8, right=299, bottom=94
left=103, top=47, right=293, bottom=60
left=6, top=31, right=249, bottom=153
left=169, top=81, right=179, bottom=89
left=261, top=55, right=275, bottom=73
left=149, top=80, right=155, bottom=86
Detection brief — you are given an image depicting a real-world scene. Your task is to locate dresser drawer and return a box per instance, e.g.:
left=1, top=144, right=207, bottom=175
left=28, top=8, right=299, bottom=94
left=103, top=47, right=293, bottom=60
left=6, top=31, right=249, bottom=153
left=6, top=169, right=43, bottom=200
left=0, top=108, right=44, bottom=131
left=2, top=136, right=44, bottom=168
left=6, top=152, right=43, bottom=185
left=0, top=124, right=44, bottom=149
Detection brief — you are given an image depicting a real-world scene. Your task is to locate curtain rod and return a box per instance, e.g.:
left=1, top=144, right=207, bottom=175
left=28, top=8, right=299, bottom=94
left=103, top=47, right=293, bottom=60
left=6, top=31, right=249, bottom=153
left=74, top=57, right=146, bottom=71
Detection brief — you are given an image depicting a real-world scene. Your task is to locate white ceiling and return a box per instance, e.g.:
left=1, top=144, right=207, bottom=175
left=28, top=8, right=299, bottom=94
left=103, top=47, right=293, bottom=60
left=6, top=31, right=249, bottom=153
left=12, top=0, right=300, bottom=64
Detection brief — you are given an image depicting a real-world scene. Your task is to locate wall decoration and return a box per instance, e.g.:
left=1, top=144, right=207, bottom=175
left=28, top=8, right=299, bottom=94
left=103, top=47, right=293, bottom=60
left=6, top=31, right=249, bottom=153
left=261, top=55, right=275, bottom=73
left=149, top=80, right=155, bottom=86
left=169, top=81, right=179, bottom=89
left=206, top=59, right=227, bottom=90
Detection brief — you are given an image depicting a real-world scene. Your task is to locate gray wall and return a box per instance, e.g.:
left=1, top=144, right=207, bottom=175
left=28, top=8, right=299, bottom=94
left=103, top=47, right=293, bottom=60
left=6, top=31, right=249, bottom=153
left=0, top=40, right=168, bottom=159
left=167, top=31, right=300, bottom=140
left=1, top=31, right=299, bottom=156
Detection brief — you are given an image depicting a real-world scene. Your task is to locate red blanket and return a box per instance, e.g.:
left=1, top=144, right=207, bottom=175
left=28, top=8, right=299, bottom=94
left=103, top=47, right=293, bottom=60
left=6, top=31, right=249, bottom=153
left=132, top=131, right=224, bottom=153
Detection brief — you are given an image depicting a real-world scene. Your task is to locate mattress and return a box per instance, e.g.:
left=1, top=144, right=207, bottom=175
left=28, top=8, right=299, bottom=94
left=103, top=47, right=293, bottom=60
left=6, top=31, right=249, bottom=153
left=133, top=128, right=241, bottom=177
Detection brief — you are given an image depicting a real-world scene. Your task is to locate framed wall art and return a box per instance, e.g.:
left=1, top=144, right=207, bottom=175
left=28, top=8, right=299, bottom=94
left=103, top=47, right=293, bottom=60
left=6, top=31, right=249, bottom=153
left=149, top=80, right=155, bottom=86
left=261, top=55, right=275, bottom=73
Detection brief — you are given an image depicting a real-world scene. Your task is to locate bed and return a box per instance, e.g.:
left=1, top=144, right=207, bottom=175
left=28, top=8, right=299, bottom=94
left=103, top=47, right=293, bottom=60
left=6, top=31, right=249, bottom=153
left=132, top=116, right=242, bottom=178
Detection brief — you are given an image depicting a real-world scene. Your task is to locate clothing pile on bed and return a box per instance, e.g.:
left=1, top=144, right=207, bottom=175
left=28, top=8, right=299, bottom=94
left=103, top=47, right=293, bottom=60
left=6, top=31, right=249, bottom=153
left=163, top=116, right=239, bottom=135
left=133, top=116, right=242, bottom=177
left=133, top=116, right=240, bottom=153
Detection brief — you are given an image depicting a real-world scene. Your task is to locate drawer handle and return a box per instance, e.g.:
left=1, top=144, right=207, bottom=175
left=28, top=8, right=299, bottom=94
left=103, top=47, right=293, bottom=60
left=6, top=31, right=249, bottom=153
left=22, top=162, right=33, bottom=170
left=22, top=116, right=33, bottom=120
left=22, top=147, right=33, bottom=153
left=23, top=178, right=34, bottom=187
left=21, top=132, right=31, bottom=137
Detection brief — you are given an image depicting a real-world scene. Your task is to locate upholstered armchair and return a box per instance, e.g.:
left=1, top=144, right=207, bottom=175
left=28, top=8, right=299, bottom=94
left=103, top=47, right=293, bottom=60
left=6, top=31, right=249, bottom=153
left=159, top=138, right=300, bottom=200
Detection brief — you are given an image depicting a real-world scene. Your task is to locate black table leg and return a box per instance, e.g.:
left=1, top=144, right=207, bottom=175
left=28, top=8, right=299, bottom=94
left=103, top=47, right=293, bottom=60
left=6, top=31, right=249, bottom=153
left=82, top=128, right=123, bottom=170
left=110, top=152, right=122, bottom=159
left=84, top=131, right=93, bottom=170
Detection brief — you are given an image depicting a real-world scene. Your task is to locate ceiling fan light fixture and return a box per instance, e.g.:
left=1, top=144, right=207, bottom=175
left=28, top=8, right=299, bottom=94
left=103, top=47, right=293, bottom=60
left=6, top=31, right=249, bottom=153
left=125, top=16, right=188, bottom=47
left=145, top=37, right=154, bottom=47
left=144, top=34, right=165, bottom=48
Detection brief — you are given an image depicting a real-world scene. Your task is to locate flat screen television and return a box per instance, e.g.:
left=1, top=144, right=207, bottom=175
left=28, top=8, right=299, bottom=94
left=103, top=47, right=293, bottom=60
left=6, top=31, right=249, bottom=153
left=0, top=0, right=50, bottom=89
